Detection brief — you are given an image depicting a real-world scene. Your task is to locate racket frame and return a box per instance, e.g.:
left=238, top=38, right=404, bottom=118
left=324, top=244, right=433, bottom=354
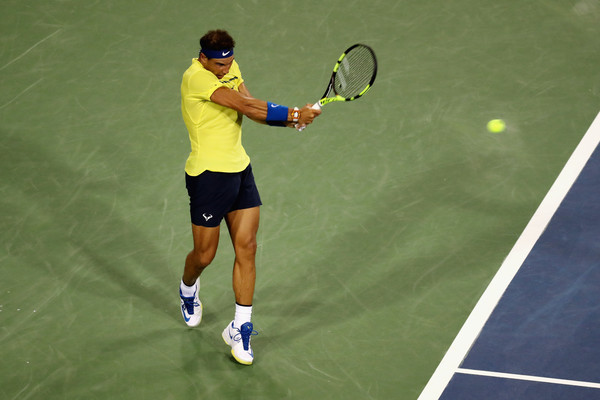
left=316, top=43, right=378, bottom=108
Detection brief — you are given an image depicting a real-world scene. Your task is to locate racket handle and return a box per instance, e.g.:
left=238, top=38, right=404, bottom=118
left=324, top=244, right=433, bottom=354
left=296, top=101, right=321, bottom=131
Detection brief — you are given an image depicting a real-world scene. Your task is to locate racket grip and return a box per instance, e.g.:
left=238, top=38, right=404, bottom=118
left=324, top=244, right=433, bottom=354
left=296, top=101, right=321, bottom=131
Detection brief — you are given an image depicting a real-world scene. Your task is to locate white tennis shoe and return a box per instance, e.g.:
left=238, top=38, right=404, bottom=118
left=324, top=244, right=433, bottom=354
left=222, top=321, right=258, bottom=365
left=179, top=282, right=202, bottom=327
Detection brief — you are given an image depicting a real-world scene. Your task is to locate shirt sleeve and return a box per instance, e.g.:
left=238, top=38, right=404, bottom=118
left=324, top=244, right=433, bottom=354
left=187, top=70, right=223, bottom=101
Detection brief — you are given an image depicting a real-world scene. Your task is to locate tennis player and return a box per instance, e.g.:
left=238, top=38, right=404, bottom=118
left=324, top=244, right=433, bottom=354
left=179, top=29, right=320, bottom=365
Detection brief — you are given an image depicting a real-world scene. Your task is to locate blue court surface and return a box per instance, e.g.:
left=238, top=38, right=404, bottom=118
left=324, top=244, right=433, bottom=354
left=419, top=112, right=600, bottom=399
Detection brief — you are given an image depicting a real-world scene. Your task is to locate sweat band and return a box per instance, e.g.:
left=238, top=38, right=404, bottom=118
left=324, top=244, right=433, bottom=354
left=201, top=48, right=234, bottom=59
left=266, top=102, right=289, bottom=126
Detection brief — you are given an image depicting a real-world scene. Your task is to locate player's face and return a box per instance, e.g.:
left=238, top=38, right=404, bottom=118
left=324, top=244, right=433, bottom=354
left=200, top=54, right=235, bottom=79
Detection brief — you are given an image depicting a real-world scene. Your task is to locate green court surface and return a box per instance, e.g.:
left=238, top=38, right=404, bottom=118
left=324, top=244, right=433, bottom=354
left=1, top=1, right=599, bottom=399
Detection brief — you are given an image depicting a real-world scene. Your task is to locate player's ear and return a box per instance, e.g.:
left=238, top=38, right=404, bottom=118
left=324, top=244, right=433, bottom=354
left=198, top=53, right=207, bottom=65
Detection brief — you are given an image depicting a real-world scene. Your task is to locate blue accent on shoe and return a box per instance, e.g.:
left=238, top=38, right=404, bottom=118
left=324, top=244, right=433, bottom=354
left=181, top=306, right=191, bottom=322
left=235, top=322, right=258, bottom=351
left=179, top=289, right=199, bottom=315
left=228, top=322, right=235, bottom=340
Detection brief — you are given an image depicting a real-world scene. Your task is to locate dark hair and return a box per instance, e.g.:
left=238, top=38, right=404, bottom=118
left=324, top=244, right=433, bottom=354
left=199, top=29, right=235, bottom=51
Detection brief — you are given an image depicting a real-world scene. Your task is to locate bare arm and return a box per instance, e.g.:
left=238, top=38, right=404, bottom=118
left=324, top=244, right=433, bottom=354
left=237, top=83, right=267, bottom=125
left=238, top=82, right=254, bottom=98
left=210, top=83, right=320, bottom=127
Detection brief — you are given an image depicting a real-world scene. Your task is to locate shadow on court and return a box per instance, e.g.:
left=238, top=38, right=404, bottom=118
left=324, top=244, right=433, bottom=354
left=1, top=133, right=176, bottom=320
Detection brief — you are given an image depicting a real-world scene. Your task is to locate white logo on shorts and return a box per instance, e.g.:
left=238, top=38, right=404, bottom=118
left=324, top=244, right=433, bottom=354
left=203, top=213, right=213, bottom=222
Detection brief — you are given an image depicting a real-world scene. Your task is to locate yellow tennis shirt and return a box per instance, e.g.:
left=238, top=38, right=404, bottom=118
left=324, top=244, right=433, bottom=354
left=181, top=59, right=250, bottom=176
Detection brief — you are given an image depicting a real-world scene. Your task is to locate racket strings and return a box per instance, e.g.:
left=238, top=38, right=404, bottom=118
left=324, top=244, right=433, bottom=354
left=334, top=46, right=376, bottom=98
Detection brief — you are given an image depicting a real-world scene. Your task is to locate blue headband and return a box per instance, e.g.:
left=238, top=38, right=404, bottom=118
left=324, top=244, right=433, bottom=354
left=201, top=48, right=234, bottom=59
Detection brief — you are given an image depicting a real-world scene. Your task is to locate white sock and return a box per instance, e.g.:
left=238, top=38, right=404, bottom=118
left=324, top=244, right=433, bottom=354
left=234, top=303, right=252, bottom=328
left=180, top=280, right=197, bottom=297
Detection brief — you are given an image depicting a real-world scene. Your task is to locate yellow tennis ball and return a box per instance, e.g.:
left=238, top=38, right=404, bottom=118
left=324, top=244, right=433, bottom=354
left=487, top=119, right=506, bottom=133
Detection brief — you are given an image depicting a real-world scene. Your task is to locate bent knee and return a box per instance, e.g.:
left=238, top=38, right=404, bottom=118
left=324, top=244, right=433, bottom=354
left=235, top=237, right=258, bottom=256
left=189, top=248, right=217, bottom=268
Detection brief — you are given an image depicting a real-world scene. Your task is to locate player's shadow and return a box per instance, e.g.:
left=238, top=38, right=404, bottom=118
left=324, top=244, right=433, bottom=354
left=1, top=133, right=179, bottom=324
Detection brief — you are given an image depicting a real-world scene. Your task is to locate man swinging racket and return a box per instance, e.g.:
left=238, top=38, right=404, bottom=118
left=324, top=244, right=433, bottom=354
left=179, top=29, right=321, bottom=365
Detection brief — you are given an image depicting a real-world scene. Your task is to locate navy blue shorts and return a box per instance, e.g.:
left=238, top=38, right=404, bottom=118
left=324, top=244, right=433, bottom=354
left=185, top=164, right=262, bottom=227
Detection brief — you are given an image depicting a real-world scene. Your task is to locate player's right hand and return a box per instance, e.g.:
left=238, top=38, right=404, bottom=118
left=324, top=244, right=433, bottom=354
left=295, top=104, right=321, bottom=130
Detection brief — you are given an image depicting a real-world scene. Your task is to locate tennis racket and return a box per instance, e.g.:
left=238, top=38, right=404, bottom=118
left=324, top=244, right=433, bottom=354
left=298, top=43, right=377, bottom=130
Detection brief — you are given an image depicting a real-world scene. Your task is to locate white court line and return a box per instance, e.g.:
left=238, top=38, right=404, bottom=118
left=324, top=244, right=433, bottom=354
left=0, top=78, right=43, bottom=110
left=418, top=111, right=600, bottom=400
left=0, top=29, right=62, bottom=72
left=456, top=368, right=600, bottom=390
